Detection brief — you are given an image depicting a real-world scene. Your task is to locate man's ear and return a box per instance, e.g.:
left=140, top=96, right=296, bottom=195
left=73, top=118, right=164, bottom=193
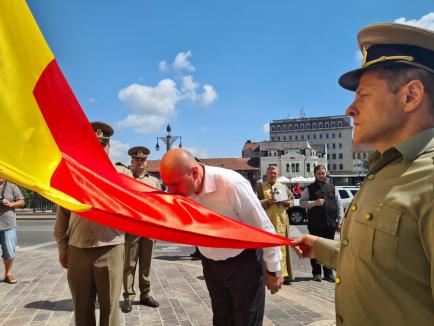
left=401, top=80, right=424, bottom=113
left=191, top=165, right=199, bottom=179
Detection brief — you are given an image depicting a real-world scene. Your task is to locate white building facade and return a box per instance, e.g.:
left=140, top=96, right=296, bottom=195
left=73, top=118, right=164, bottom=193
left=259, top=141, right=327, bottom=179
left=269, top=115, right=353, bottom=174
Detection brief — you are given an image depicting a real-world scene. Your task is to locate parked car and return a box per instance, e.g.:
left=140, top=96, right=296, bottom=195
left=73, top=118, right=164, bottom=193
left=287, top=186, right=359, bottom=225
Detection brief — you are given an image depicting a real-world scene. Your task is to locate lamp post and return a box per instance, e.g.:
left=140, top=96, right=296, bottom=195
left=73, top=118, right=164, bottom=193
left=155, top=124, right=182, bottom=152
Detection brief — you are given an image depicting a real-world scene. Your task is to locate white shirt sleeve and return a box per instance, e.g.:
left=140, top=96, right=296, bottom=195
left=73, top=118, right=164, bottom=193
left=228, top=179, right=282, bottom=272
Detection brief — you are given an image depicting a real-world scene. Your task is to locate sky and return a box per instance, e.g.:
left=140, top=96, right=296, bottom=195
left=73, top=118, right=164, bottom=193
left=26, top=0, right=434, bottom=164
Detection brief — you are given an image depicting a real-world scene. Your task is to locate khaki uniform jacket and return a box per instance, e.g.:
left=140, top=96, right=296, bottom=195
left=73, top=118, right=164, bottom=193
left=315, top=129, right=434, bottom=325
left=54, top=166, right=129, bottom=256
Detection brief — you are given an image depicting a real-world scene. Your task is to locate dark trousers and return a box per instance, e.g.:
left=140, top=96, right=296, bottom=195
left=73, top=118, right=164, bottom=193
left=202, top=249, right=265, bottom=326
left=307, top=226, right=335, bottom=277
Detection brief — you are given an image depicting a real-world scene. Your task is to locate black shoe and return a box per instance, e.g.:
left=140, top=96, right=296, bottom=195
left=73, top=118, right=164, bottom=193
left=312, top=274, right=322, bottom=282
left=283, top=277, right=291, bottom=285
left=140, top=295, right=159, bottom=308
left=120, top=300, right=132, bottom=313
left=324, top=274, right=336, bottom=282
left=190, top=248, right=201, bottom=258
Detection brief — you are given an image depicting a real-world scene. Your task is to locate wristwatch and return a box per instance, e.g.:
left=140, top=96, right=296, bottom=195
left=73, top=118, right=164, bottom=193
left=266, top=270, right=282, bottom=277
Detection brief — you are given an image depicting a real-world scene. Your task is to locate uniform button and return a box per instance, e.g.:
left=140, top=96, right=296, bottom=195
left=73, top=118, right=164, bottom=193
left=350, top=204, right=357, bottom=211
left=336, top=276, right=341, bottom=285
left=364, top=213, right=373, bottom=220
left=341, top=239, right=349, bottom=246
left=367, top=174, right=375, bottom=180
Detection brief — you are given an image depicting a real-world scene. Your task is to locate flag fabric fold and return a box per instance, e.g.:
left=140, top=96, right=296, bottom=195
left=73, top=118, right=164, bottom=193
left=0, top=0, right=296, bottom=248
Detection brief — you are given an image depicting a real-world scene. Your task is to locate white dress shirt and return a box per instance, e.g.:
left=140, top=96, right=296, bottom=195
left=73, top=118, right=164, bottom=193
left=190, top=165, right=282, bottom=272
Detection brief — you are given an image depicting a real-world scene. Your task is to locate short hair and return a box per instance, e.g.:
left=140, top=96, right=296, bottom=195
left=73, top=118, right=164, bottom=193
left=267, top=164, right=278, bottom=171
left=374, top=66, right=434, bottom=116
left=314, top=165, right=327, bottom=173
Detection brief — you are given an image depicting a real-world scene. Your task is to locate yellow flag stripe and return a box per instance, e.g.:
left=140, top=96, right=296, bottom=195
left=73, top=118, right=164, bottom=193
left=0, top=0, right=90, bottom=211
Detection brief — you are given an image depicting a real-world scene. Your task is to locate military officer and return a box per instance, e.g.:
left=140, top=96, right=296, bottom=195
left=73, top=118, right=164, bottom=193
left=119, top=146, right=161, bottom=313
left=294, top=23, right=434, bottom=325
left=54, top=121, right=125, bottom=326
left=256, top=164, right=294, bottom=285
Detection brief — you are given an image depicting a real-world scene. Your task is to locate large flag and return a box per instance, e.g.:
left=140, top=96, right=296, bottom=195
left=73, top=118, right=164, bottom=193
left=0, top=0, right=295, bottom=248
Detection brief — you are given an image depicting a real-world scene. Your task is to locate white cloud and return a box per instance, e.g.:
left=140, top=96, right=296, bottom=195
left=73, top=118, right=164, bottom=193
left=109, top=139, right=130, bottom=164
left=200, top=84, right=218, bottom=106
left=262, top=123, right=270, bottom=134
left=119, top=51, right=217, bottom=134
left=184, top=146, right=209, bottom=158
left=394, top=12, right=434, bottom=30
left=119, top=80, right=179, bottom=116
left=172, top=51, right=195, bottom=72
left=159, top=60, right=169, bottom=72
left=180, top=75, right=199, bottom=101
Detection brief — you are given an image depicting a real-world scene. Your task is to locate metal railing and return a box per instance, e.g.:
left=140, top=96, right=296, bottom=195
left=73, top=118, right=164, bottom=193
left=24, top=194, right=56, bottom=213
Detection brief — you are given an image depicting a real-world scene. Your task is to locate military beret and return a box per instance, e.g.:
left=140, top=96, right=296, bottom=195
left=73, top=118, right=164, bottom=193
left=128, top=146, right=150, bottom=158
left=339, top=23, right=434, bottom=91
left=90, top=121, right=114, bottom=144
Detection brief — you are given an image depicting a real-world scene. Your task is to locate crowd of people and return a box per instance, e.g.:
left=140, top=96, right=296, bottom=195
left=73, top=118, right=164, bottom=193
left=1, top=22, right=433, bottom=325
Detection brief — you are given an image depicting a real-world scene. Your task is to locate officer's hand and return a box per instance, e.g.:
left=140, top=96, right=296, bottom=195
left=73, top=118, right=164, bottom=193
left=59, top=254, right=68, bottom=269
left=293, top=234, right=317, bottom=259
left=336, top=223, right=342, bottom=233
left=265, top=274, right=283, bottom=294
left=314, top=198, right=325, bottom=206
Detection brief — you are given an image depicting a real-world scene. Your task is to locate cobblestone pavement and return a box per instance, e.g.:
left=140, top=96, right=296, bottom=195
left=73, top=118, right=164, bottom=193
left=1, top=224, right=336, bottom=325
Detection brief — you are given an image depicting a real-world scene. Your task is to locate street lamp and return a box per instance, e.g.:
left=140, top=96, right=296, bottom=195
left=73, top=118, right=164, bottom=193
left=155, top=124, right=182, bottom=152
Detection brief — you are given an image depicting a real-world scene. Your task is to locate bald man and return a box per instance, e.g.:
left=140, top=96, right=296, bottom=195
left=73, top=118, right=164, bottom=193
left=160, top=148, right=283, bottom=326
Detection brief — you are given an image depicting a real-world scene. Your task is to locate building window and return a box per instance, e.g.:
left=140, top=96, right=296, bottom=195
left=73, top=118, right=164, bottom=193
left=326, top=133, right=329, bottom=139
left=283, top=125, right=287, bottom=131
left=277, top=136, right=280, bottom=141
left=331, top=122, right=336, bottom=128
left=292, top=163, right=296, bottom=172
left=339, top=153, right=343, bottom=159
left=306, top=123, right=310, bottom=129
left=325, top=122, right=329, bottom=128
left=319, top=134, right=323, bottom=139
left=307, top=134, right=310, bottom=140
left=327, top=154, right=330, bottom=159
left=338, top=121, right=342, bottom=127
left=357, top=153, right=361, bottom=159
left=296, top=163, right=300, bottom=172
left=289, top=136, right=292, bottom=140
left=277, top=125, right=281, bottom=131
left=332, top=154, right=336, bottom=159
left=353, top=153, right=356, bottom=159
left=339, top=143, right=342, bottom=149
left=271, top=126, right=275, bottom=131
left=327, top=164, right=330, bottom=170
left=295, top=135, right=298, bottom=140
left=333, top=143, right=336, bottom=149
left=339, top=132, right=342, bottom=138
left=313, top=134, right=317, bottom=139
left=307, top=163, right=311, bottom=172
left=362, top=153, right=367, bottom=159
left=286, top=163, right=290, bottom=172
left=301, top=135, right=304, bottom=140
left=294, top=125, right=299, bottom=130
left=319, top=122, right=323, bottom=128
left=283, top=136, right=286, bottom=140
left=312, top=123, right=317, bottom=129
left=289, top=125, right=293, bottom=130
left=271, top=137, right=274, bottom=141
left=339, top=164, right=343, bottom=170
left=332, top=133, right=335, bottom=138
left=300, top=124, right=304, bottom=130
left=333, top=164, right=337, bottom=170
